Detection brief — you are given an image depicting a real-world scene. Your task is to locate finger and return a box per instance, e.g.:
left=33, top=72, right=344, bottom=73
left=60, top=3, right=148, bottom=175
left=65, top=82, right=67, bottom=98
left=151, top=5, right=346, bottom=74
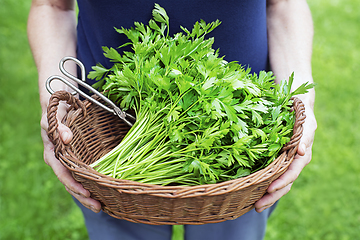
left=56, top=160, right=101, bottom=212
left=41, top=127, right=88, bottom=196
left=65, top=186, right=102, bottom=213
left=297, top=142, right=307, bottom=156
left=254, top=105, right=316, bottom=213
left=267, top=150, right=310, bottom=194
left=41, top=129, right=54, bottom=166
left=57, top=123, right=73, bottom=144
left=43, top=137, right=102, bottom=212
left=52, top=160, right=91, bottom=199
left=297, top=134, right=314, bottom=157
left=40, top=114, right=49, bottom=131
left=41, top=112, right=73, bottom=145
left=45, top=154, right=91, bottom=199
left=297, top=107, right=317, bottom=156
left=255, top=183, right=293, bottom=213
left=40, top=104, right=100, bottom=213
left=45, top=146, right=102, bottom=212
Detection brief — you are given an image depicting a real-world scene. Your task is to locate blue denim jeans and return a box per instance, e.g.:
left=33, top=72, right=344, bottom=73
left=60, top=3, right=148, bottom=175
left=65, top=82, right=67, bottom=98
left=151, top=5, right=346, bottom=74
left=74, top=198, right=277, bottom=240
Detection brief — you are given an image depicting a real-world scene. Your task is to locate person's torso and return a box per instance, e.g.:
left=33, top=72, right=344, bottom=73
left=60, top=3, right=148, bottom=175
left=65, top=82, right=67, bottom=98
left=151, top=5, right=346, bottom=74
left=76, top=0, right=269, bottom=85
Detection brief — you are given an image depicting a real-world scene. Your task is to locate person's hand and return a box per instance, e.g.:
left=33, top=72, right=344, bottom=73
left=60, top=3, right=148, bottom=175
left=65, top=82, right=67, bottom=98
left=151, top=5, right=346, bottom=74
left=255, top=102, right=317, bottom=213
left=40, top=103, right=102, bottom=213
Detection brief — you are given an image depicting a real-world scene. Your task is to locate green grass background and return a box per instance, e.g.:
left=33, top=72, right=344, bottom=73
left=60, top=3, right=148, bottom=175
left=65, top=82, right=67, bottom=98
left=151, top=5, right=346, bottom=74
left=0, top=0, right=359, bottom=239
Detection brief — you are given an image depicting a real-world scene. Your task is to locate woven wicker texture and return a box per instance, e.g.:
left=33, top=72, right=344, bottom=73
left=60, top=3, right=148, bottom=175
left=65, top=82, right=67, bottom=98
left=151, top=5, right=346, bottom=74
left=47, top=90, right=306, bottom=225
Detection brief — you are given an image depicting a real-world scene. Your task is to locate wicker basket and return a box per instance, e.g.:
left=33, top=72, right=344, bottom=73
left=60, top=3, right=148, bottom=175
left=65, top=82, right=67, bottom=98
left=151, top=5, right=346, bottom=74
left=47, top=90, right=306, bottom=225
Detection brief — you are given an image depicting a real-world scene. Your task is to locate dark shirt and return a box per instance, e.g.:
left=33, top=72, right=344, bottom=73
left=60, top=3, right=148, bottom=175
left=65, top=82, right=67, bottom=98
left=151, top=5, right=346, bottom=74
left=76, top=0, right=269, bottom=86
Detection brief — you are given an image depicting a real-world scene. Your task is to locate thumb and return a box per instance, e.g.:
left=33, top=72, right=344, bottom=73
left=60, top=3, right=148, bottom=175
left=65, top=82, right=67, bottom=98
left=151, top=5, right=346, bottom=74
left=57, top=123, right=73, bottom=144
left=297, top=142, right=306, bottom=156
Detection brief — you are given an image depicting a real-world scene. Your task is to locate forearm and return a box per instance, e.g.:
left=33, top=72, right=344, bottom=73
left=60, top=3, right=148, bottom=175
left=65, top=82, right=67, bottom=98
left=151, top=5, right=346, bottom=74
left=27, top=0, right=77, bottom=112
left=267, top=0, right=315, bottom=108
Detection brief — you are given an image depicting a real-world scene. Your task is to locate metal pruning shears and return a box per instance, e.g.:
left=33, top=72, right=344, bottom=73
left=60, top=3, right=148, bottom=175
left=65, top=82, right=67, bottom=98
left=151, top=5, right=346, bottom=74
left=46, top=56, right=136, bottom=127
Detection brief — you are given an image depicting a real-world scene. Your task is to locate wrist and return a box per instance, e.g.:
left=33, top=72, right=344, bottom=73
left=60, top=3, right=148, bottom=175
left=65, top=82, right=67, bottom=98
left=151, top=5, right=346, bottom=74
left=295, top=88, right=315, bottom=111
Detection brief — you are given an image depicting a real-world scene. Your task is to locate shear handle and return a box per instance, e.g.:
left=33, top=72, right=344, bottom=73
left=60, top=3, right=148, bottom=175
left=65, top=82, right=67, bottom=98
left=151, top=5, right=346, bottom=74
left=46, top=57, right=135, bottom=127
left=60, top=56, right=86, bottom=82
left=46, top=75, right=112, bottom=112
left=61, top=57, right=120, bottom=112
left=46, top=75, right=135, bottom=127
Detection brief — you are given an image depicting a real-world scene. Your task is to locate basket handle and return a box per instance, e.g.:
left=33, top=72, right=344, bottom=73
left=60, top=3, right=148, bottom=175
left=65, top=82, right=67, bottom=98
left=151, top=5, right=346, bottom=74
left=46, top=90, right=86, bottom=155
left=281, top=97, right=306, bottom=156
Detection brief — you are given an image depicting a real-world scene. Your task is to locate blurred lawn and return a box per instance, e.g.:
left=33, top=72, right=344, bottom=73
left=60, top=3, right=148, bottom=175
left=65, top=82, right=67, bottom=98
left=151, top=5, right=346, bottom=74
left=0, top=0, right=359, bottom=239
left=0, top=1, right=88, bottom=239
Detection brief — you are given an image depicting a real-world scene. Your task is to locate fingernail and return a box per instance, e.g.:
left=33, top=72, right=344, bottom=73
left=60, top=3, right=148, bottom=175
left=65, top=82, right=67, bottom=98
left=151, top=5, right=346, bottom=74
left=61, top=132, right=70, bottom=142
left=256, top=207, right=265, bottom=213
left=90, top=206, right=99, bottom=213
left=79, top=192, right=87, bottom=198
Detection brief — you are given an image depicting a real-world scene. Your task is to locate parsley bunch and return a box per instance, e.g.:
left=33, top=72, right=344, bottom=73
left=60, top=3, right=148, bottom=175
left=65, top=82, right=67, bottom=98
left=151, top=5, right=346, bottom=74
left=88, top=4, right=313, bottom=185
